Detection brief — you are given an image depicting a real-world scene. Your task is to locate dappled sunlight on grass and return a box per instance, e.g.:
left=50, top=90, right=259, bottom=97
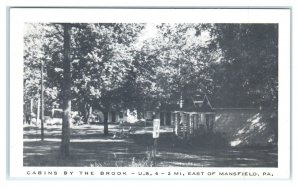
left=160, top=161, right=206, bottom=167
left=159, top=152, right=202, bottom=160
left=23, top=123, right=277, bottom=167
left=24, top=138, right=133, bottom=143
left=230, top=139, right=242, bottom=147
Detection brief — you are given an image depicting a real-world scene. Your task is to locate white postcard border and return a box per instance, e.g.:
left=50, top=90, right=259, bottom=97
left=9, top=8, right=291, bottom=179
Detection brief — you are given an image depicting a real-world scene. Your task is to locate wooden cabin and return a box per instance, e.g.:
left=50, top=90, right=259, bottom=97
left=144, top=94, right=215, bottom=139
left=172, top=94, right=215, bottom=139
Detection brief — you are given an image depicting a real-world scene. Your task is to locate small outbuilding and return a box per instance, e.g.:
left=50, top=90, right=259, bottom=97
left=171, top=94, right=215, bottom=139
left=144, top=94, right=216, bottom=139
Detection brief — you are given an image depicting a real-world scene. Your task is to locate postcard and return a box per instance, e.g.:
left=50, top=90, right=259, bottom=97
left=8, top=7, right=291, bottom=179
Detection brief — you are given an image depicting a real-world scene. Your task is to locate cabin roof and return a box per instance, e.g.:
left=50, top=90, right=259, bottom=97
left=159, top=94, right=214, bottom=113
left=183, top=94, right=214, bottom=112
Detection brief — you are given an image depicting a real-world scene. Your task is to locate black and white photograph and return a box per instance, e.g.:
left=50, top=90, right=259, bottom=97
left=22, top=22, right=279, bottom=168
left=6, top=7, right=292, bottom=180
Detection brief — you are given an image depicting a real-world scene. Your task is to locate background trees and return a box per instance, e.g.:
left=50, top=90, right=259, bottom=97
left=210, top=24, right=278, bottom=111
left=71, top=23, right=145, bottom=135
left=133, top=23, right=219, bottom=109
left=24, top=23, right=63, bottom=122
left=210, top=24, right=278, bottom=140
left=23, top=22, right=278, bottom=157
left=24, top=22, right=278, bottom=114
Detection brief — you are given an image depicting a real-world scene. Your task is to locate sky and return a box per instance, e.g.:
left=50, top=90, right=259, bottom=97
left=134, top=23, right=212, bottom=50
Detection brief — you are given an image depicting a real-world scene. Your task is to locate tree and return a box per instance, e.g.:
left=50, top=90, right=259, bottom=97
left=24, top=23, right=145, bottom=159
left=210, top=24, right=278, bottom=140
left=71, top=23, right=144, bottom=135
left=24, top=23, right=64, bottom=119
left=132, top=23, right=218, bottom=109
left=60, top=23, right=72, bottom=158
left=210, top=24, right=278, bottom=110
left=24, top=23, right=74, bottom=157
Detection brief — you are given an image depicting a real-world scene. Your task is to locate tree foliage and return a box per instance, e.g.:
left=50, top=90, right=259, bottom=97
left=210, top=24, right=278, bottom=110
left=70, top=23, right=145, bottom=134
left=133, top=23, right=220, bottom=108
left=23, top=22, right=278, bottom=142
left=24, top=23, right=63, bottom=114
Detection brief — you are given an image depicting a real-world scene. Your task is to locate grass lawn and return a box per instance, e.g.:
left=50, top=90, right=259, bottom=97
left=23, top=124, right=277, bottom=167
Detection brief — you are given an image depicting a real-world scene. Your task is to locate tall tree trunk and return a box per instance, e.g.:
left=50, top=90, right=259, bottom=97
left=82, top=103, right=90, bottom=124
left=89, top=106, right=93, bottom=123
left=30, top=98, right=33, bottom=125
left=37, top=97, right=40, bottom=125
left=41, top=61, right=44, bottom=141
left=61, top=23, right=72, bottom=158
left=103, top=110, right=109, bottom=136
